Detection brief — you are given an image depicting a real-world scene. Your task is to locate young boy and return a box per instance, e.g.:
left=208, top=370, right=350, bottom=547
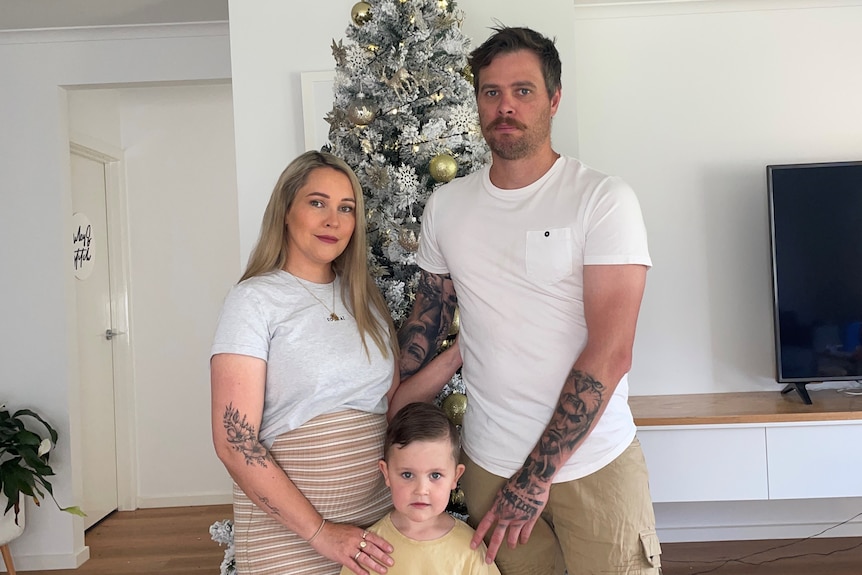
left=341, top=402, right=500, bottom=575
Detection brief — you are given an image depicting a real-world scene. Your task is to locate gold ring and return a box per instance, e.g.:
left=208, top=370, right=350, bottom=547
left=359, top=540, right=367, bottom=549
left=354, top=551, right=362, bottom=561
left=361, top=530, right=368, bottom=540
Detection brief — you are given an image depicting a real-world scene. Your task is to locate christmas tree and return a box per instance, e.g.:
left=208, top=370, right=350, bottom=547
left=326, top=0, right=489, bottom=332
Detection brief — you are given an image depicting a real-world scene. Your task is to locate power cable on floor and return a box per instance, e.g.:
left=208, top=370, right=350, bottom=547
left=662, top=510, right=862, bottom=574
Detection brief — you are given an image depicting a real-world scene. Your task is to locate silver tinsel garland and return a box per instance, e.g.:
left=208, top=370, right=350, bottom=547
left=209, top=519, right=236, bottom=575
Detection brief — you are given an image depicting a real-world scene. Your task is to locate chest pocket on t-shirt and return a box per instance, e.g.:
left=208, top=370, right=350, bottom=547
left=525, top=228, right=573, bottom=285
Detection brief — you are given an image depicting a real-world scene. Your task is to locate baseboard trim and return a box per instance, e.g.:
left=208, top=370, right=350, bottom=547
left=1, top=545, right=89, bottom=572
left=658, top=518, right=862, bottom=543
left=136, top=493, right=232, bottom=508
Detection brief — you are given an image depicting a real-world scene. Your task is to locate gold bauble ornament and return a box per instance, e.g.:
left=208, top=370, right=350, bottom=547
left=442, top=392, right=467, bottom=426
left=398, top=217, right=421, bottom=252
left=351, top=2, right=373, bottom=26
left=429, top=153, right=458, bottom=183
left=449, top=306, right=460, bottom=336
left=462, top=65, right=474, bottom=85
left=347, top=98, right=378, bottom=126
left=449, top=486, right=465, bottom=506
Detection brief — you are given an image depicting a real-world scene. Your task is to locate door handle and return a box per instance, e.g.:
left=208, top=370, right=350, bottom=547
left=105, top=329, right=126, bottom=341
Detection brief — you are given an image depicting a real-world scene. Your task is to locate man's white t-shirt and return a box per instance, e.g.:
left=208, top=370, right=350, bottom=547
left=417, top=156, right=651, bottom=482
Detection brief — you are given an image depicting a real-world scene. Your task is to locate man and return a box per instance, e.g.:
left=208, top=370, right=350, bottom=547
left=398, top=26, right=660, bottom=575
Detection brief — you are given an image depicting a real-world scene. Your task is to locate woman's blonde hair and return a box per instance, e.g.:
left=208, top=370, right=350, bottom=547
left=240, top=151, right=396, bottom=358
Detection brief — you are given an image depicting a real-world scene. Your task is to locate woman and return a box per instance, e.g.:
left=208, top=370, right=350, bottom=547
left=211, top=151, right=460, bottom=575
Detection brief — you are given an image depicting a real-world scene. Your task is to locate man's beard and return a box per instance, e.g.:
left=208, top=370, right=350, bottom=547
left=483, top=112, right=552, bottom=161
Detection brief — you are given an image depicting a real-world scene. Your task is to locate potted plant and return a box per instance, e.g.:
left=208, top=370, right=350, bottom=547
left=0, top=403, right=85, bottom=540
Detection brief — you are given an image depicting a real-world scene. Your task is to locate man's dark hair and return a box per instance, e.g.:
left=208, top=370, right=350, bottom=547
left=385, top=402, right=460, bottom=462
left=468, top=26, right=562, bottom=100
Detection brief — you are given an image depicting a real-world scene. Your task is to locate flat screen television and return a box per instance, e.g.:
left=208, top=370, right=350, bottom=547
left=767, top=160, right=862, bottom=404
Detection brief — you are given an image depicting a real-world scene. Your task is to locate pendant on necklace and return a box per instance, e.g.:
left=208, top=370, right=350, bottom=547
left=329, top=312, right=340, bottom=321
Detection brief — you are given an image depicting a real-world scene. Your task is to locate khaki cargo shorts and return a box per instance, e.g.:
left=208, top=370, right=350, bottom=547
left=460, top=437, right=662, bottom=575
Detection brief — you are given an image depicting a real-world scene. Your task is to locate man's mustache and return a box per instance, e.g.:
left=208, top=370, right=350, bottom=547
left=488, top=117, right=527, bottom=130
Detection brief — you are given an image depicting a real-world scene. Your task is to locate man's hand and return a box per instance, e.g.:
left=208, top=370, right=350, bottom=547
left=470, top=468, right=551, bottom=564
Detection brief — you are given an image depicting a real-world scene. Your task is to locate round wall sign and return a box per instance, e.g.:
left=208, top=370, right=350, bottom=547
left=72, top=212, right=95, bottom=280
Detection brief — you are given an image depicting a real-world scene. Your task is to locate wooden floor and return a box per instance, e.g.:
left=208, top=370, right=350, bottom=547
left=19, top=505, right=234, bottom=574
left=660, top=537, right=862, bottom=575
left=14, top=505, right=862, bottom=574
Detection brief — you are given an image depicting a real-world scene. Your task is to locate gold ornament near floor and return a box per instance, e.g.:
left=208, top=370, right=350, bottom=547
left=429, top=153, right=458, bottom=183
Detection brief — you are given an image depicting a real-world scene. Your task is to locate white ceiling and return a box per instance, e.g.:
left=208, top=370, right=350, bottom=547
left=0, top=0, right=228, bottom=31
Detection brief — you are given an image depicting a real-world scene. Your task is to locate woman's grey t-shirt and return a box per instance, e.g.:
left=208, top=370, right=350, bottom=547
left=211, top=271, right=394, bottom=447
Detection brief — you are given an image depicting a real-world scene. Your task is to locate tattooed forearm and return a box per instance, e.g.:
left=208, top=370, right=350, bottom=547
left=254, top=492, right=281, bottom=517
left=398, top=271, right=457, bottom=378
left=531, top=369, right=606, bottom=481
left=223, top=402, right=269, bottom=467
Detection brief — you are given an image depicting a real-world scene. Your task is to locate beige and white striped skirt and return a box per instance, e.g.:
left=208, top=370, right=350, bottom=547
left=233, top=409, right=392, bottom=575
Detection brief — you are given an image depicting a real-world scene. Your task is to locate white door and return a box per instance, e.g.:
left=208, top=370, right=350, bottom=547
left=71, top=150, right=120, bottom=529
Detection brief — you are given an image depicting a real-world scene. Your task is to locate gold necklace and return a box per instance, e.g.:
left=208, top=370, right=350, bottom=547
left=290, top=274, right=341, bottom=321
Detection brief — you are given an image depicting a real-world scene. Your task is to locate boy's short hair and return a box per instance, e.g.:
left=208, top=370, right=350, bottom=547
left=385, top=402, right=460, bottom=463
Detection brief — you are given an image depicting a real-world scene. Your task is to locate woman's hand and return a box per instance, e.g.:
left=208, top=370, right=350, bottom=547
left=309, top=521, right=394, bottom=575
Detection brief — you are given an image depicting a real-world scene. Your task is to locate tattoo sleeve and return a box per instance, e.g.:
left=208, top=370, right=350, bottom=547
left=397, top=270, right=457, bottom=378
left=524, top=369, right=606, bottom=482
left=223, top=402, right=270, bottom=467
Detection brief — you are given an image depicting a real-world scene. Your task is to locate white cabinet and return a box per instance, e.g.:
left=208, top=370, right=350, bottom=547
left=638, top=426, right=768, bottom=503
left=638, top=421, right=862, bottom=503
left=766, top=423, right=862, bottom=499
left=631, top=391, right=862, bottom=504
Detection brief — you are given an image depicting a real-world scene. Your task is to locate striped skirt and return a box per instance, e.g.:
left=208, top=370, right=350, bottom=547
left=233, top=409, right=392, bottom=575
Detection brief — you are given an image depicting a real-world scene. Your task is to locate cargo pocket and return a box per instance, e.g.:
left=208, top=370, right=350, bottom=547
left=639, top=529, right=662, bottom=570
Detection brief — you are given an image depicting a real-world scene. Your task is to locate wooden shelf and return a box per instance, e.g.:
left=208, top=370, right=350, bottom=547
left=630, top=389, right=862, bottom=426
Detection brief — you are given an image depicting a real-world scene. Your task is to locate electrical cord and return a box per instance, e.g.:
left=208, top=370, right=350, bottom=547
left=662, top=510, right=862, bottom=574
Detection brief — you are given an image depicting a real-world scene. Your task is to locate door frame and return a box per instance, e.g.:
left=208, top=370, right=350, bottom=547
left=70, top=136, right=137, bottom=512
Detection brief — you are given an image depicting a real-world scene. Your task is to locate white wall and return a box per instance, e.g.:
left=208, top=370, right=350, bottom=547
left=0, top=24, right=231, bottom=570
left=67, top=83, right=238, bottom=513
left=69, top=85, right=238, bottom=511
left=572, top=0, right=862, bottom=541
left=119, top=84, right=238, bottom=505
left=573, top=0, right=862, bottom=396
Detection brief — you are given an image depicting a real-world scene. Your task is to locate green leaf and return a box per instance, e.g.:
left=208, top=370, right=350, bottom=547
left=0, top=403, right=79, bottom=518
left=60, top=505, right=87, bottom=517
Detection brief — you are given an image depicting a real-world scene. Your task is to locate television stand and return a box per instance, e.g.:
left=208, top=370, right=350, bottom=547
left=781, top=383, right=813, bottom=405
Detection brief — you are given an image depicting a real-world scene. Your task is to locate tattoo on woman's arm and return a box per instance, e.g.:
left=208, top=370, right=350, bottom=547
left=223, top=402, right=269, bottom=467
left=255, top=492, right=281, bottom=517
